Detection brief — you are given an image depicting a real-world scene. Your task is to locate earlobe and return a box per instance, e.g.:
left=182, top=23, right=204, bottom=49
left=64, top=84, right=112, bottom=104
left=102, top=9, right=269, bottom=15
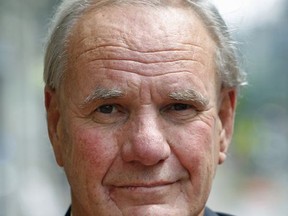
left=45, top=86, right=64, bottom=167
left=218, top=89, right=237, bottom=165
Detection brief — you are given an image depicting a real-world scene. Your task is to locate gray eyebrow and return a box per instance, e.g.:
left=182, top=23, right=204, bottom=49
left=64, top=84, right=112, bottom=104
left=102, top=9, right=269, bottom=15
left=82, top=87, right=124, bottom=106
left=169, top=89, right=209, bottom=107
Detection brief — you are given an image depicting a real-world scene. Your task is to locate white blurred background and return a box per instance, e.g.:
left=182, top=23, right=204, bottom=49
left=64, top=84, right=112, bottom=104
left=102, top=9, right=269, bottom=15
left=0, top=0, right=287, bottom=215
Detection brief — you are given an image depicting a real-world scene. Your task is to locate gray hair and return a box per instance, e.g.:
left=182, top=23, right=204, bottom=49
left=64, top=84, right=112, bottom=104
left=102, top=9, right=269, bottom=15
left=44, top=0, right=246, bottom=90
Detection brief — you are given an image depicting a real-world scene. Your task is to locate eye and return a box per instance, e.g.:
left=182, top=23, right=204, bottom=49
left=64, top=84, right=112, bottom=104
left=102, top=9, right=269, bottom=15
left=96, top=105, right=116, bottom=114
left=161, top=103, right=198, bottom=123
left=91, top=104, right=128, bottom=124
left=171, top=103, right=191, bottom=111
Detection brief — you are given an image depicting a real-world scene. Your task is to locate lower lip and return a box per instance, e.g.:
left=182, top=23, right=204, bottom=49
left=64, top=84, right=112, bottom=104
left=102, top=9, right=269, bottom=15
left=109, top=182, right=178, bottom=202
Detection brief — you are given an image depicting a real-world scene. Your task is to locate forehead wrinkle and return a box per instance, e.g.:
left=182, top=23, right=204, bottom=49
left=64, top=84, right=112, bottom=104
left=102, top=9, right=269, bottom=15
left=75, top=43, right=207, bottom=66
left=81, top=87, right=124, bottom=106
left=169, top=89, right=209, bottom=107
left=76, top=41, right=206, bottom=55
left=97, top=67, right=203, bottom=78
left=91, top=59, right=205, bottom=69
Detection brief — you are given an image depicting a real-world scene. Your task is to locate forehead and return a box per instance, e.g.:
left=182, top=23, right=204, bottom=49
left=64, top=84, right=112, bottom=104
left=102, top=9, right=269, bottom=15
left=64, top=4, right=217, bottom=99
left=67, top=4, right=215, bottom=60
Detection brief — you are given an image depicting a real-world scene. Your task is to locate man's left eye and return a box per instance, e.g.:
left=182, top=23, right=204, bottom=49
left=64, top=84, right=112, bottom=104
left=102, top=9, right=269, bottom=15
left=161, top=103, right=198, bottom=122
left=171, top=103, right=191, bottom=111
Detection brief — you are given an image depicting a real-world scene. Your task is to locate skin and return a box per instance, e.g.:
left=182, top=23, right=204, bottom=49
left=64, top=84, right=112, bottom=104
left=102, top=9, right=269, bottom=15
left=45, top=4, right=236, bottom=216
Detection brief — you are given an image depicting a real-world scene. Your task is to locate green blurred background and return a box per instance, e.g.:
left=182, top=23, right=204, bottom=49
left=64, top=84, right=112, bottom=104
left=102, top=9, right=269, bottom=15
left=0, top=0, right=287, bottom=215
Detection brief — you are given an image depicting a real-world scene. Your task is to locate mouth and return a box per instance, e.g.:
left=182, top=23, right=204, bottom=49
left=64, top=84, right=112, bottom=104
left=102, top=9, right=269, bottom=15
left=117, top=181, right=175, bottom=189
left=107, top=180, right=181, bottom=205
left=119, top=182, right=174, bottom=191
left=108, top=180, right=179, bottom=196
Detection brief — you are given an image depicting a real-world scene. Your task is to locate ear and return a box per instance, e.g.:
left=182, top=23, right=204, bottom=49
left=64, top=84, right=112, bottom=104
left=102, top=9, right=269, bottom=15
left=218, top=88, right=237, bottom=165
left=45, top=86, right=64, bottom=167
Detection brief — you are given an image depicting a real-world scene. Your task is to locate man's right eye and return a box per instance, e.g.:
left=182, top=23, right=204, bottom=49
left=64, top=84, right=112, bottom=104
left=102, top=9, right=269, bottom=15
left=96, top=105, right=116, bottom=114
left=91, top=104, right=128, bottom=124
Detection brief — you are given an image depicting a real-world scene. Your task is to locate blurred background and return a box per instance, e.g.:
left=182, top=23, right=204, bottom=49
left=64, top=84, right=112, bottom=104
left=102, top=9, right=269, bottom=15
left=0, top=0, right=287, bottom=215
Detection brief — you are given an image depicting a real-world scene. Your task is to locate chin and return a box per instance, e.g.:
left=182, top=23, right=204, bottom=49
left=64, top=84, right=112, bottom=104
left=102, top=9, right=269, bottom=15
left=119, top=204, right=190, bottom=216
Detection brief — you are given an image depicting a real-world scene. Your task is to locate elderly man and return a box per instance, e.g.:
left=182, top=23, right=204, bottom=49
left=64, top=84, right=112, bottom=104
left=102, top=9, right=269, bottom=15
left=44, top=0, right=245, bottom=215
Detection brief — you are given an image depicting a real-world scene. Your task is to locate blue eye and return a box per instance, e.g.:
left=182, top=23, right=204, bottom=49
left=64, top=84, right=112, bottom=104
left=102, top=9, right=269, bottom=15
left=97, top=105, right=115, bottom=114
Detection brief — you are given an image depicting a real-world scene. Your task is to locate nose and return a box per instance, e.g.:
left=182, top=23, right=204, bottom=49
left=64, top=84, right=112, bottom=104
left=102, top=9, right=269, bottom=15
left=121, top=113, right=171, bottom=166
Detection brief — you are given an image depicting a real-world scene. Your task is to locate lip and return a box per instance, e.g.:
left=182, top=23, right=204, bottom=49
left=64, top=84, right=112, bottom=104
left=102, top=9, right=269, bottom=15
left=107, top=180, right=181, bottom=205
left=108, top=181, right=179, bottom=195
left=116, top=181, right=175, bottom=188
left=107, top=180, right=180, bottom=206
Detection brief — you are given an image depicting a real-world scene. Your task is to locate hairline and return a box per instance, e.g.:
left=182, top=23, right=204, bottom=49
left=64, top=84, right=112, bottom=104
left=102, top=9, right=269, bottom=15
left=44, top=0, right=246, bottom=91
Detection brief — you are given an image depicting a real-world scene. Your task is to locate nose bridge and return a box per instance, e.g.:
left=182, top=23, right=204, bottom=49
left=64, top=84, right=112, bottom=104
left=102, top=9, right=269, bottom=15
left=121, top=111, right=171, bottom=165
left=136, top=113, right=161, bottom=145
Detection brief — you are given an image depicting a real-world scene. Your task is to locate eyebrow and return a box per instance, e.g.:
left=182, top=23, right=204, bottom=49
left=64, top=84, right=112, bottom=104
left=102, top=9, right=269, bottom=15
left=82, top=87, right=124, bottom=106
left=169, top=89, right=209, bottom=107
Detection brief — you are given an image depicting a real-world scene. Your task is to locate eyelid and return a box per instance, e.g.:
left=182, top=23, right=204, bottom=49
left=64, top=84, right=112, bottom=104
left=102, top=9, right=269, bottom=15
left=169, top=90, right=209, bottom=108
left=91, top=103, right=128, bottom=124
left=160, top=102, right=199, bottom=124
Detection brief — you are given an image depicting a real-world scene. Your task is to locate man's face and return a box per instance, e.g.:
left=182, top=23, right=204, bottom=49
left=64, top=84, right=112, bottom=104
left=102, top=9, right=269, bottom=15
left=46, top=5, right=236, bottom=216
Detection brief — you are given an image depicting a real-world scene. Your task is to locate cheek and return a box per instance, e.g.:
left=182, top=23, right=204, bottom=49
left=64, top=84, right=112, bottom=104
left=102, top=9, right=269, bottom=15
left=59, top=123, right=123, bottom=214
left=168, top=120, right=219, bottom=187
left=62, top=124, right=119, bottom=190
